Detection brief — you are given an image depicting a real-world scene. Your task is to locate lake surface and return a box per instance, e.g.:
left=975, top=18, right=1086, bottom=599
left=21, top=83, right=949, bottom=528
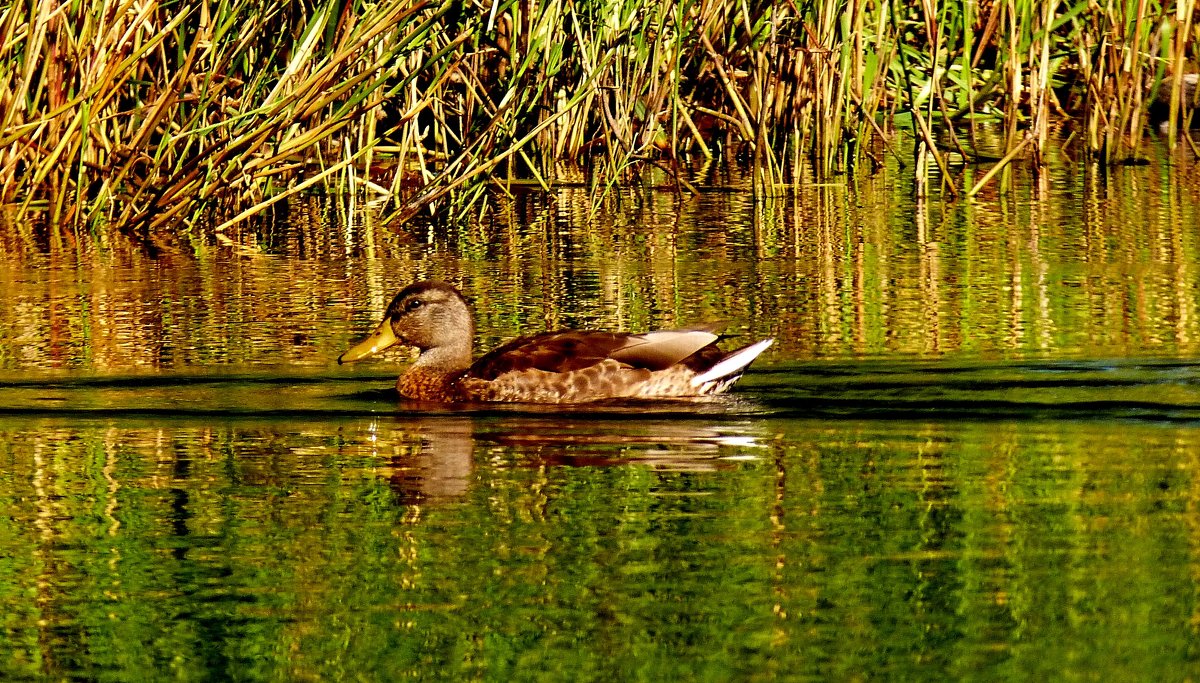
left=3, top=150, right=1200, bottom=680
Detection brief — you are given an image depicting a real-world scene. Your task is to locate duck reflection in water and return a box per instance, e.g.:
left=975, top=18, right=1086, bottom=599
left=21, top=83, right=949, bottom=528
left=339, top=281, right=773, bottom=403
left=372, top=416, right=770, bottom=504
left=377, top=418, right=475, bottom=504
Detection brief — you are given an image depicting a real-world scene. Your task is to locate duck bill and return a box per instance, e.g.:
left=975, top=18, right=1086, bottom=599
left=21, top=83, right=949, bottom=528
left=338, top=318, right=402, bottom=364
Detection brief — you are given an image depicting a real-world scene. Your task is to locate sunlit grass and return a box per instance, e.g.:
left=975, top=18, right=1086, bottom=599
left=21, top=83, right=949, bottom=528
left=1, top=0, right=1197, bottom=232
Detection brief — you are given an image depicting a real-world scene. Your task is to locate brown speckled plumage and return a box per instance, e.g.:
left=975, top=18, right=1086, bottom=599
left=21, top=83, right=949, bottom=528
left=338, top=281, right=774, bottom=404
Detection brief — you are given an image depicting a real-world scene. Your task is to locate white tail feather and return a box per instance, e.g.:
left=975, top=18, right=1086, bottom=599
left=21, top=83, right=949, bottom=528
left=690, top=338, right=774, bottom=388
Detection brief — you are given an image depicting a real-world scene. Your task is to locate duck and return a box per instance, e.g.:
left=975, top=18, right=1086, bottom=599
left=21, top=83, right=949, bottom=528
left=337, top=280, right=774, bottom=403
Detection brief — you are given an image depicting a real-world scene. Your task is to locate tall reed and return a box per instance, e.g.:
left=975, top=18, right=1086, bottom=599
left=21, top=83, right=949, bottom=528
left=1, top=0, right=1196, bottom=232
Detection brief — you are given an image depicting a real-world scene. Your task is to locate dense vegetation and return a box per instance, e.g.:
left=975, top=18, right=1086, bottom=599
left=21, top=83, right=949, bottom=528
left=1, top=0, right=1197, bottom=231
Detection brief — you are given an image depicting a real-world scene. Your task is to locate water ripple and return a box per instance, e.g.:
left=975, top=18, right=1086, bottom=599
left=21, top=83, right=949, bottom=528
left=2, top=359, right=1200, bottom=423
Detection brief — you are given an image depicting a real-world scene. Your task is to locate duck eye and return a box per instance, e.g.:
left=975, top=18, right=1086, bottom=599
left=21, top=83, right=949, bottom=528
left=405, top=298, right=423, bottom=312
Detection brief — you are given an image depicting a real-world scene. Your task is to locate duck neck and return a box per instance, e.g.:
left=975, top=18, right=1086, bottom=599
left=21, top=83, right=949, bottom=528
left=398, top=342, right=472, bottom=402
left=413, top=340, right=473, bottom=373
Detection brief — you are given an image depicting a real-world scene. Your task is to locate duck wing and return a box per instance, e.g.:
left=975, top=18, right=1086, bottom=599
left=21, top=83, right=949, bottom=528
left=468, top=329, right=720, bottom=380
left=609, top=329, right=721, bottom=369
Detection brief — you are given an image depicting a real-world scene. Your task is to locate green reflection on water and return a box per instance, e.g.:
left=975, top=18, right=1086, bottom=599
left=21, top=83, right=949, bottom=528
left=1, top=415, right=1197, bottom=680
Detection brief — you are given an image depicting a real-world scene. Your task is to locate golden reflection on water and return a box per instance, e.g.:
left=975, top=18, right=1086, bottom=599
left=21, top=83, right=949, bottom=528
left=2, top=151, right=1200, bottom=373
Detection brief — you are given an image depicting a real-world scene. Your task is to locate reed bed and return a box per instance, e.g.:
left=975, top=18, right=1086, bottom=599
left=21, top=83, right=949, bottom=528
left=1, top=0, right=1197, bottom=232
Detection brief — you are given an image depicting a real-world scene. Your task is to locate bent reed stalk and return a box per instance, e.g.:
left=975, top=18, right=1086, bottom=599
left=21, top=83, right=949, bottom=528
left=2, top=0, right=1198, bottom=232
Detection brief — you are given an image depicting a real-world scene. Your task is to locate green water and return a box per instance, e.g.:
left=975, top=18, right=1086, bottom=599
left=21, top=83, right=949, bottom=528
left=2, top=404, right=1197, bottom=680
left=3, top=152, right=1200, bottom=679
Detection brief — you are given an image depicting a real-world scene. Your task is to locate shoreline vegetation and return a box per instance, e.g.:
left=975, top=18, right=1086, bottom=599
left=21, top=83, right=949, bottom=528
left=1, top=0, right=1198, bottom=232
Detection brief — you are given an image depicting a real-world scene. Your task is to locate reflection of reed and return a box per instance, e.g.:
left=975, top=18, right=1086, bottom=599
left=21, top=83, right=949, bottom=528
left=30, top=437, right=55, bottom=672
left=915, top=194, right=942, bottom=355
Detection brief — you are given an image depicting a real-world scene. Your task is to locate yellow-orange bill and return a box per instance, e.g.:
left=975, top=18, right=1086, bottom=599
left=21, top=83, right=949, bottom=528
left=337, top=318, right=401, bottom=364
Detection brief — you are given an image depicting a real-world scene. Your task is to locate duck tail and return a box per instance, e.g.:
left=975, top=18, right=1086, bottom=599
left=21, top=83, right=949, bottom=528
left=690, top=338, right=774, bottom=393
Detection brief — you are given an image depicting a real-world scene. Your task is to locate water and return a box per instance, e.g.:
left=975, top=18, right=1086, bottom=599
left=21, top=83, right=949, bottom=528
left=3, top=151, right=1200, bottom=680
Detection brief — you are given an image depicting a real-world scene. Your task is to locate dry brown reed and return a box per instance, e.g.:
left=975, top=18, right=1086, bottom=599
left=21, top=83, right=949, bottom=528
left=1, top=0, right=1197, bottom=232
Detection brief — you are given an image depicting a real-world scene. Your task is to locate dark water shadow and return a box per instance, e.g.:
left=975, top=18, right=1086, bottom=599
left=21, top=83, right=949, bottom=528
left=745, top=357, right=1200, bottom=424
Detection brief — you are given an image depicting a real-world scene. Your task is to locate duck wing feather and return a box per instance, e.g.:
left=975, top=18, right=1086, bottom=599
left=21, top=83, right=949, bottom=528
left=468, top=329, right=720, bottom=380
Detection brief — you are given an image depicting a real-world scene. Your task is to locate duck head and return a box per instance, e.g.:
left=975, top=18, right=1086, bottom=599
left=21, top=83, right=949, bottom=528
left=338, top=280, right=475, bottom=370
